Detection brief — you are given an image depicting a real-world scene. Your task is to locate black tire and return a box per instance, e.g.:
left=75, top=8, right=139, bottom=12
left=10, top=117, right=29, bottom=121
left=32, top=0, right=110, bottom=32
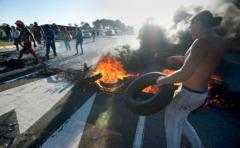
left=124, top=72, right=175, bottom=116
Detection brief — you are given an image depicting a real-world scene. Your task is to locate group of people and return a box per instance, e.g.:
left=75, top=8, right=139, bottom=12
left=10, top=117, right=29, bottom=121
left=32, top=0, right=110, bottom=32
left=5, top=20, right=86, bottom=64
left=60, top=27, right=84, bottom=54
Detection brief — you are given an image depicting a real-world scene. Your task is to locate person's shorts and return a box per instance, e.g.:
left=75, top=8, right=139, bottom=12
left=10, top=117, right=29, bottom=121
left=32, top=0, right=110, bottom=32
left=20, top=42, right=33, bottom=54
left=169, top=86, right=208, bottom=112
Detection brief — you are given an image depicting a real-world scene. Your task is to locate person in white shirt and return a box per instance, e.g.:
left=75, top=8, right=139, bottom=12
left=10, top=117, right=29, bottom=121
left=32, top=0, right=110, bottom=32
left=11, top=26, right=20, bottom=51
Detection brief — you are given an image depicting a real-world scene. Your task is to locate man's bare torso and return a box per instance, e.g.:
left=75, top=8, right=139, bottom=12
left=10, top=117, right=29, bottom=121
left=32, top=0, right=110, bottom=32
left=183, top=32, right=224, bottom=91
left=20, top=28, right=32, bottom=44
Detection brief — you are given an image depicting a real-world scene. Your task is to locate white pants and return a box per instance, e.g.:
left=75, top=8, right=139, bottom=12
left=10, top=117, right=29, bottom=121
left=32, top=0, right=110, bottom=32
left=164, top=86, right=207, bottom=148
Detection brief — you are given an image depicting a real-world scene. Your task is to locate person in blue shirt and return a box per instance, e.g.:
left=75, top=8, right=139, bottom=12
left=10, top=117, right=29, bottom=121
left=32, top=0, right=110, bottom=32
left=75, top=28, right=83, bottom=55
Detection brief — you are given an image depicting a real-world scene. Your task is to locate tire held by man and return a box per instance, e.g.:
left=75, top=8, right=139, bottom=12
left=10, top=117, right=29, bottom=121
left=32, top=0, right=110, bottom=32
left=124, top=72, right=175, bottom=116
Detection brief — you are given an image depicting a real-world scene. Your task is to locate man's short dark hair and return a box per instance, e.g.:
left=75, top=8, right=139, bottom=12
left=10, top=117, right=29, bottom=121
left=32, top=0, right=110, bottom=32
left=191, top=10, right=222, bottom=28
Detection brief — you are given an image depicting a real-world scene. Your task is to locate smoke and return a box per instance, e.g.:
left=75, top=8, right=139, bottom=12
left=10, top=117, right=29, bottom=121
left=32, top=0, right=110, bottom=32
left=167, top=16, right=190, bottom=44
left=166, top=5, right=206, bottom=44
left=212, top=2, right=240, bottom=38
left=165, top=0, right=240, bottom=46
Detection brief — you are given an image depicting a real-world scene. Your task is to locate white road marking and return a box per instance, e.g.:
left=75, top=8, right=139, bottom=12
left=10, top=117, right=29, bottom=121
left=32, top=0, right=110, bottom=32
left=0, top=71, right=38, bottom=85
left=41, top=92, right=97, bottom=148
left=133, top=116, right=146, bottom=148
left=0, top=75, right=74, bottom=133
left=0, top=67, right=6, bottom=71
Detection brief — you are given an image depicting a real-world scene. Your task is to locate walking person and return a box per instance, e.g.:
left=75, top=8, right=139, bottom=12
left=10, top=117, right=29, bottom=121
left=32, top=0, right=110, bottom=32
left=32, top=22, right=44, bottom=48
left=15, top=20, right=39, bottom=64
left=156, top=10, right=224, bottom=148
left=4, top=24, right=12, bottom=41
left=61, top=27, right=71, bottom=51
left=92, top=29, right=96, bottom=42
left=52, top=23, right=60, bottom=35
left=44, top=24, right=57, bottom=59
left=11, top=26, right=20, bottom=51
left=75, top=28, right=83, bottom=55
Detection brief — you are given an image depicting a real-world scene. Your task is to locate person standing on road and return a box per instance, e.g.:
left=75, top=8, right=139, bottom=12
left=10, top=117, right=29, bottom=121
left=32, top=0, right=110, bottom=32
left=92, top=29, right=96, bottom=42
left=11, top=26, right=20, bottom=51
left=61, top=27, right=72, bottom=51
left=52, top=23, right=60, bottom=36
left=44, top=24, right=57, bottom=59
left=15, top=20, right=39, bottom=64
left=32, top=22, right=44, bottom=48
left=156, top=10, right=224, bottom=148
left=75, top=28, right=83, bottom=55
left=4, top=24, right=12, bottom=41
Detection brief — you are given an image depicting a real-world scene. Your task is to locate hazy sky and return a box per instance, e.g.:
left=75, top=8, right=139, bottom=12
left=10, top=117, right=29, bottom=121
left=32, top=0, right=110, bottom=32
left=1, top=0, right=215, bottom=28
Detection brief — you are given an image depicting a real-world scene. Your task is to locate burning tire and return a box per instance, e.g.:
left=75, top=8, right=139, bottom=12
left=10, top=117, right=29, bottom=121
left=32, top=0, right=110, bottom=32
left=99, top=79, right=124, bottom=89
left=124, top=72, right=175, bottom=116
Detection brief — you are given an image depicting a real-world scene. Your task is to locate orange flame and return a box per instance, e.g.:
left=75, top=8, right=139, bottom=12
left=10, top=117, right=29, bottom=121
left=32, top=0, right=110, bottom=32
left=161, top=69, right=175, bottom=75
left=208, top=75, right=222, bottom=90
left=142, top=70, right=225, bottom=108
left=210, top=75, right=222, bottom=84
left=204, top=75, right=223, bottom=107
left=91, top=54, right=134, bottom=90
left=142, top=69, right=175, bottom=94
left=142, top=85, right=159, bottom=94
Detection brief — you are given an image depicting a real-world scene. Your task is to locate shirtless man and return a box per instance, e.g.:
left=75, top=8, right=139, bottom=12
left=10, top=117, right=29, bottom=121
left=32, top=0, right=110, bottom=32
left=157, top=10, right=224, bottom=148
left=15, top=20, right=38, bottom=63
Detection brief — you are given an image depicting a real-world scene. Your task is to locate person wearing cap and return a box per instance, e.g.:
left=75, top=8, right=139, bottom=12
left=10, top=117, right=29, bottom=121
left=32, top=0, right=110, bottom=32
left=157, top=10, right=224, bottom=148
left=15, top=20, right=39, bottom=64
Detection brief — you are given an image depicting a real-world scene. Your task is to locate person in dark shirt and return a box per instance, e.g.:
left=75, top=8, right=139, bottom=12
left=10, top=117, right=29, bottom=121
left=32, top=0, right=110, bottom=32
left=4, top=24, right=12, bottom=41
left=32, top=22, right=44, bottom=46
left=44, top=24, right=57, bottom=59
left=92, top=29, right=96, bottom=42
left=75, top=28, right=83, bottom=54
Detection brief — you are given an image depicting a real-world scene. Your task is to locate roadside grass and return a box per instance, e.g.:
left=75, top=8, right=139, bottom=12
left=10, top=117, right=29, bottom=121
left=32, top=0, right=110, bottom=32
left=0, top=41, right=14, bottom=47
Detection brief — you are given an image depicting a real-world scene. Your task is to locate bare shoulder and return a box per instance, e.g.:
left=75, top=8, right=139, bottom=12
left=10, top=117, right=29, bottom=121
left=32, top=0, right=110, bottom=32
left=192, top=34, right=224, bottom=52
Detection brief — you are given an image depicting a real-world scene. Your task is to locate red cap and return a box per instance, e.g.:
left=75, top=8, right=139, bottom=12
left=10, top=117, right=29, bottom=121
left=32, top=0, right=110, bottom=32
left=15, top=20, right=25, bottom=26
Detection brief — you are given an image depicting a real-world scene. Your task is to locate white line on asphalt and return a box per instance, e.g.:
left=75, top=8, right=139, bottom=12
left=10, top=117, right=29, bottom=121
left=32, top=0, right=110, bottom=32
left=0, top=71, right=38, bottom=85
left=41, top=92, right=97, bottom=148
left=46, top=54, right=80, bottom=68
left=133, top=116, right=146, bottom=148
left=0, top=67, right=6, bottom=71
left=0, top=75, right=74, bottom=133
